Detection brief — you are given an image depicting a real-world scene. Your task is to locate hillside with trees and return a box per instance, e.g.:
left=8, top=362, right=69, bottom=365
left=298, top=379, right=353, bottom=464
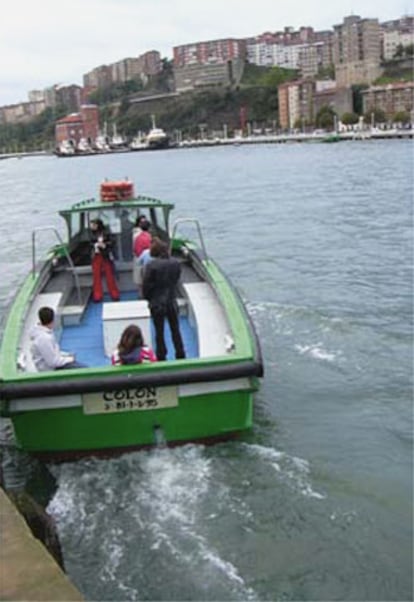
left=0, top=56, right=412, bottom=152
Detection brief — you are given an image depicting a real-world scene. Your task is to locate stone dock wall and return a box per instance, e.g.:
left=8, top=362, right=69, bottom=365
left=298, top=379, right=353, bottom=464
left=0, top=487, right=84, bottom=601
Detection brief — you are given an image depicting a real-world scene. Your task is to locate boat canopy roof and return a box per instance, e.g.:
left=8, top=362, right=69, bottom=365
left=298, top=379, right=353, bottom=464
left=59, top=194, right=174, bottom=218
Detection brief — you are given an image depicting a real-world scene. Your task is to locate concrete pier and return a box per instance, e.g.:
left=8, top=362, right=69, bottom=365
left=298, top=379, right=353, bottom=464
left=0, top=487, right=83, bottom=601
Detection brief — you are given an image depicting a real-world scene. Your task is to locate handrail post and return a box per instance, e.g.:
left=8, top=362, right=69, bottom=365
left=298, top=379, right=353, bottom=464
left=31, top=227, right=82, bottom=304
left=170, top=218, right=208, bottom=259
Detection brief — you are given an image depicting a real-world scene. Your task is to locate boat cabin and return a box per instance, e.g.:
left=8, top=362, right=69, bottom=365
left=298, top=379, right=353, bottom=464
left=59, top=193, right=174, bottom=267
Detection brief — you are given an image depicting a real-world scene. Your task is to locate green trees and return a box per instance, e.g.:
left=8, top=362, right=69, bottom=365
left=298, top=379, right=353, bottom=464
left=341, top=112, right=359, bottom=125
left=0, top=106, right=67, bottom=152
left=392, top=111, right=411, bottom=124
left=241, top=63, right=296, bottom=87
left=88, top=79, right=143, bottom=105
left=393, top=43, right=414, bottom=59
left=315, top=106, right=336, bottom=129
left=364, top=108, right=387, bottom=124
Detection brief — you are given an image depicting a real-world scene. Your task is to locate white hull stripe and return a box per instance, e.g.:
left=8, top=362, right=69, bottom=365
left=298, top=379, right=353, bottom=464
left=8, top=378, right=252, bottom=412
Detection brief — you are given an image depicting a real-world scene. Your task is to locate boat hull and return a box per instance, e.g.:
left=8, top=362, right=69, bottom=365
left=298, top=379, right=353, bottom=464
left=0, top=187, right=263, bottom=461
left=147, top=140, right=170, bottom=150
left=9, top=385, right=255, bottom=461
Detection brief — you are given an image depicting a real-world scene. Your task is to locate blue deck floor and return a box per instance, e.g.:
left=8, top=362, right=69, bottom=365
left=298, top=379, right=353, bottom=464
left=60, top=291, right=198, bottom=367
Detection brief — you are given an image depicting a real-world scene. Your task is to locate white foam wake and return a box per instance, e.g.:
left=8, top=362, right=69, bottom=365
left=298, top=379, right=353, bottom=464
left=243, top=443, right=326, bottom=500
left=295, top=342, right=339, bottom=362
left=48, top=445, right=258, bottom=601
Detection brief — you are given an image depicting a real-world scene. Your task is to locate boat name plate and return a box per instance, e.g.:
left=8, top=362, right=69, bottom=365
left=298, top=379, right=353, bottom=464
left=82, top=385, right=178, bottom=414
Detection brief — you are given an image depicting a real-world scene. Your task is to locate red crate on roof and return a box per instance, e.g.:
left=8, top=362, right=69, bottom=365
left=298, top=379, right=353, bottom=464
left=100, top=180, right=134, bottom=202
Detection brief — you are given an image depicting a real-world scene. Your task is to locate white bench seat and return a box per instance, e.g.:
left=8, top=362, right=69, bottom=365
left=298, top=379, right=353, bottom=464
left=183, top=282, right=232, bottom=357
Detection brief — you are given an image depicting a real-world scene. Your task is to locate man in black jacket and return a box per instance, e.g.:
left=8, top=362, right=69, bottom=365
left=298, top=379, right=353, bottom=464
left=142, top=238, right=186, bottom=361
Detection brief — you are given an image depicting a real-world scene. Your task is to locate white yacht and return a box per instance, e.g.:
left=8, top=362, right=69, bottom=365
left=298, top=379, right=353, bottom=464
left=129, top=130, right=148, bottom=151
left=146, top=115, right=170, bottom=149
left=109, top=123, right=127, bottom=149
left=56, top=140, right=75, bottom=156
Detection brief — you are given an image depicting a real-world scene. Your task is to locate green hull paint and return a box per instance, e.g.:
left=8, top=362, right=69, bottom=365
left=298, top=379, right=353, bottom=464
left=12, top=390, right=254, bottom=454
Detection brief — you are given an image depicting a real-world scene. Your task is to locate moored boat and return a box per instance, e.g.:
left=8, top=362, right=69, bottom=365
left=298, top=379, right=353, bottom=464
left=146, top=114, right=170, bottom=149
left=55, top=139, right=76, bottom=156
left=321, top=133, right=341, bottom=143
left=94, top=133, right=111, bottom=152
left=0, top=180, right=263, bottom=462
left=129, top=131, right=148, bottom=151
left=77, top=137, right=96, bottom=154
left=109, top=123, right=128, bottom=150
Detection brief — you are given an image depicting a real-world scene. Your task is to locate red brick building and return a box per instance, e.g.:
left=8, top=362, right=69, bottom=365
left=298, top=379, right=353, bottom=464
left=55, top=105, right=99, bottom=145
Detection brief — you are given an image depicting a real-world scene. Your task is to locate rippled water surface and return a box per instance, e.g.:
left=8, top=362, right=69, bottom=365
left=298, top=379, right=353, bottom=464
left=0, top=140, right=412, bottom=601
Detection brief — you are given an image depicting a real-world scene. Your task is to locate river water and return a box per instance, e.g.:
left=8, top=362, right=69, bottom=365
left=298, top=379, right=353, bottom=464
left=0, top=140, right=412, bottom=601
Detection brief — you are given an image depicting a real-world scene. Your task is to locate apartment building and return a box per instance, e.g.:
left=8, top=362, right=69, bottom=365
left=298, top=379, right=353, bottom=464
left=333, top=15, right=382, bottom=86
left=83, top=64, right=114, bottom=90
left=83, top=51, right=162, bottom=92
left=43, top=86, right=59, bottom=108
left=0, top=100, right=46, bottom=125
left=28, top=90, right=45, bottom=103
left=298, top=43, right=328, bottom=78
left=27, top=84, right=82, bottom=111
left=278, top=79, right=353, bottom=129
left=173, top=38, right=246, bottom=67
left=110, top=51, right=162, bottom=84
left=137, top=50, right=162, bottom=75
left=246, top=40, right=302, bottom=70
left=55, top=84, right=82, bottom=112
left=278, top=80, right=315, bottom=129
left=246, top=27, right=333, bottom=77
left=381, top=14, right=414, bottom=59
left=172, top=38, right=246, bottom=91
left=382, top=23, right=414, bottom=60
left=174, top=58, right=245, bottom=92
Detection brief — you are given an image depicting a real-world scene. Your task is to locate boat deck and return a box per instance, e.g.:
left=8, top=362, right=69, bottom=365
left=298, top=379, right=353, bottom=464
left=60, top=290, right=198, bottom=367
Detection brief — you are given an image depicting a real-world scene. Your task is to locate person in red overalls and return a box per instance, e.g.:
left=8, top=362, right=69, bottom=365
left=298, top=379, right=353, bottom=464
left=90, top=219, right=120, bottom=302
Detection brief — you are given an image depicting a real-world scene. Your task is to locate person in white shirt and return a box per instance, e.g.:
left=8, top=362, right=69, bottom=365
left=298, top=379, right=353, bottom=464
left=30, top=306, right=86, bottom=371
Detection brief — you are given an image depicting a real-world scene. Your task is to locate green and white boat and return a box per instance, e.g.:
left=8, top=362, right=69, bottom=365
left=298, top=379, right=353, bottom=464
left=0, top=180, right=263, bottom=461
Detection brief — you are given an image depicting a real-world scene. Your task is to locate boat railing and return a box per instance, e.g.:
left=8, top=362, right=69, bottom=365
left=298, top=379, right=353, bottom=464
left=31, top=227, right=82, bottom=304
left=170, top=218, right=208, bottom=260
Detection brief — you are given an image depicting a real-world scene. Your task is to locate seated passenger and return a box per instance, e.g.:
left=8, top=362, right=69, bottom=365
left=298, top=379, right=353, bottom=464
left=30, top=306, right=87, bottom=370
left=111, top=324, right=157, bottom=365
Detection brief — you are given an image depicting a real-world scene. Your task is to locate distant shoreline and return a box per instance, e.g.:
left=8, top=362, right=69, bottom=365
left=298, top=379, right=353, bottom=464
left=0, top=128, right=412, bottom=160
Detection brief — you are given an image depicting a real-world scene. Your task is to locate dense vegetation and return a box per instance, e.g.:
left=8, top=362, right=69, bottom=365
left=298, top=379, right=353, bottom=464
left=0, top=106, right=67, bottom=153
left=375, top=56, right=414, bottom=84
left=103, top=62, right=300, bottom=139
